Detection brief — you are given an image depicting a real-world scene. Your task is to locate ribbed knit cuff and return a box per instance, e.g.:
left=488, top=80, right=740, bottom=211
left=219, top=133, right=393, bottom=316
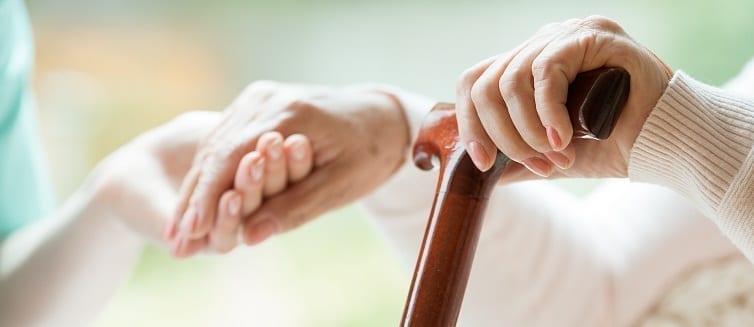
left=628, top=72, right=754, bottom=219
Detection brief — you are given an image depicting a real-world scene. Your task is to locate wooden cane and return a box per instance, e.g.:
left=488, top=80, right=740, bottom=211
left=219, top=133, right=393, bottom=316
left=402, top=67, right=630, bottom=326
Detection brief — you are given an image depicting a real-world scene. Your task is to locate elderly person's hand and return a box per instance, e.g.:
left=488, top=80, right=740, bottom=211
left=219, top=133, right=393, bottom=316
left=90, top=109, right=311, bottom=256
left=456, top=16, right=673, bottom=181
left=165, top=130, right=315, bottom=257
left=166, top=82, right=411, bottom=255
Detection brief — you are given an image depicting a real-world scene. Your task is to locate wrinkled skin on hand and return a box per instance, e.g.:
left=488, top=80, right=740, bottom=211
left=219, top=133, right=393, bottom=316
left=456, top=15, right=673, bottom=182
left=167, top=82, right=411, bottom=256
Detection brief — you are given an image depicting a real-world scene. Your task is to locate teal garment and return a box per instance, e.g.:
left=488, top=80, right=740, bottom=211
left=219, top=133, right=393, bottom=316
left=0, top=0, right=55, bottom=237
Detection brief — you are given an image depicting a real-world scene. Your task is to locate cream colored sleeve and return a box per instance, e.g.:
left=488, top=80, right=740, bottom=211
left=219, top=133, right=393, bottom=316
left=359, top=87, right=738, bottom=326
left=628, top=66, right=754, bottom=262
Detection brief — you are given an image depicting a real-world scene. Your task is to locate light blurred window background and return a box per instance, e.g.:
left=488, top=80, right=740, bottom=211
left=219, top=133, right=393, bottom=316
left=25, top=0, right=754, bottom=326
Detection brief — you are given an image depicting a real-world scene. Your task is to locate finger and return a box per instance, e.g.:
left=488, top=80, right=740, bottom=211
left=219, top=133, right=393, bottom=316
left=185, top=143, right=250, bottom=239
left=283, top=134, right=313, bottom=183
left=256, top=132, right=287, bottom=196
left=545, top=143, right=576, bottom=170
left=234, top=151, right=265, bottom=216
left=456, top=55, right=500, bottom=171
left=531, top=25, right=622, bottom=151
left=471, top=55, right=551, bottom=176
left=208, top=191, right=242, bottom=254
left=241, top=161, right=351, bottom=245
left=164, top=166, right=200, bottom=241
left=498, top=37, right=553, bottom=155
left=170, top=234, right=208, bottom=259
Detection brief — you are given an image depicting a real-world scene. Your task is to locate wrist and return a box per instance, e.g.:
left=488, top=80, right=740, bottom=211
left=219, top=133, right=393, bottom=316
left=78, top=160, right=119, bottom=223
left=349, top=84, right=437, bottom=153
left=355, top=87, right=411, bottom=174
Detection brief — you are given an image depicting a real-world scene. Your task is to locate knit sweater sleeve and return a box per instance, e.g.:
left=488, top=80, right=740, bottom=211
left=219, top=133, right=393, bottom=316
left=628, top=68, right=754, bottom=262
left=359, top=85, right=740, bottom=326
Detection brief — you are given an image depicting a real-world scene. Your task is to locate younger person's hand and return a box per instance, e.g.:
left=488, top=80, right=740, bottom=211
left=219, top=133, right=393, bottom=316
left=165, top=131, right=314, bottom=258
left=169, top=83, right=410, bottom=251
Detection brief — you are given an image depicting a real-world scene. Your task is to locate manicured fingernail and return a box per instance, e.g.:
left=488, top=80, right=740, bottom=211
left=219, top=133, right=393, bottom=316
left=179, top=207, right=197, bottom=236
left=245, top=219, right=279, bottom=245
left=522, top=157, right=553, bottom=177
left=228, top=195, right=240, bottom=216
left=250, top=158, right=265, bottom=181
left=545, top=151, right=570, bottom=169
left=467, top=141, right=491, bottom=171
left=268, top=139, right=283, bottom=160
left=292, top=142, right=307, bottom=161
left=546, top=126, right=563, bottom=151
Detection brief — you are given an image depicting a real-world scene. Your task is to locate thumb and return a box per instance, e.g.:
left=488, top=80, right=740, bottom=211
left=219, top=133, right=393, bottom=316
left=241, top=162, right=352, bottom=245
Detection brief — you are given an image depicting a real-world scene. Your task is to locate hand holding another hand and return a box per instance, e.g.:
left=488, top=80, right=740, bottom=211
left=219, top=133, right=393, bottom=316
left=165, top=82, right=412, bottom=257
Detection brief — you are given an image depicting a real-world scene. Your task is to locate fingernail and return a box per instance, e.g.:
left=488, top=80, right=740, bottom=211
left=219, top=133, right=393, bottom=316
left=179, top=207, right=197, bottom=236
left=250, top=158, right=265, bottom=181
left=228, top=195, right=240, bottom=216
left=545, top=151, right=570, bottom=169
left=162, top=220, right=176, bottom=241
left=245, top=219, right=280, bottom=245
left=268, top=139, right=283, bottom=160
left=467, top=141, right=491, bottom=171
left=546, top=126, right=563, bottom=151
left=170, top=235, right=183, bottom=258
left=292, top=143, right=307, bottom=161
left=522, top=157, right=553, bottom=177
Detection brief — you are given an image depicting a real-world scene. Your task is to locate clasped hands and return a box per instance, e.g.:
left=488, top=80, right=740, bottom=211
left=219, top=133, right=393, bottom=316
left=94, top=16, right=673, bottom=258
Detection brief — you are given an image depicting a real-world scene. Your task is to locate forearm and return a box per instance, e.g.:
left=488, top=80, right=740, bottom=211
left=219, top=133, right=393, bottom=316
left=357, top=85, right=743, bottom=326
left=357, top=87, right=612, bottom=325
left=0, top=182, right=143, bottom=326
left=628, top=70, right=754, bottom=262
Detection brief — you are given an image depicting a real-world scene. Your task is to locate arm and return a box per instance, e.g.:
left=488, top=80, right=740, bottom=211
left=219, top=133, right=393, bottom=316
left=0, top=183, right=143, bottom=326
left=449, top=16, right=754, bottom=262
left=0, top=111, right=221, bottom=325
left=628, top=67, right=754, bottom=262
left=361, top=92, right=739, bottom=326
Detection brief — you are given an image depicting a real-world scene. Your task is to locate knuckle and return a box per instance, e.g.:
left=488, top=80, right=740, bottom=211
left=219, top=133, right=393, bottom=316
left=276, top=98, right=322, bottom=131
left=580, top=15, right=621, bottom=33
left=285, top=98, right=319, bottom=116
left=469, top=81, right=490, bottom=107
left=457, top=67, right=480, bottom=94
left=498, top=70, right=528, bottom=101
left=204, top=147, right=232, bottom=167
left=531, top=58, right=563, bottom=84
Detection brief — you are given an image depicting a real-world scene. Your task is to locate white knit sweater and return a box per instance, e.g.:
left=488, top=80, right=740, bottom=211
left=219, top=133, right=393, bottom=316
left=361, top=60, right=754, bottom=326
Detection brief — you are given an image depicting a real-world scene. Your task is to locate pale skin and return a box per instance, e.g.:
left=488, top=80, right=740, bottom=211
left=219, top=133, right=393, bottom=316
left=164, top=83, right=410, bottom=257
left=169, top=16, right=673, bottom=256
left=0, top=112, right=223, bottom=325
left=1, top=15, right=678, bottom=324
left=456, top=15, right=673, bottom=180
left=0, top=109, right=317, bottom=323
left=164, top=131, right=315, bottom=257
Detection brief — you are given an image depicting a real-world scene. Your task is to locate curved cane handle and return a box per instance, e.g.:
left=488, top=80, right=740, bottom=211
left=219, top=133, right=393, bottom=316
left=402, top=67, right=630, bottom=327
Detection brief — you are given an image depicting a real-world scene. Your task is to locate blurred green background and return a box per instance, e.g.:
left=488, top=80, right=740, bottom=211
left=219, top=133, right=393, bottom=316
left=25, top=0, right=753, bottom=326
